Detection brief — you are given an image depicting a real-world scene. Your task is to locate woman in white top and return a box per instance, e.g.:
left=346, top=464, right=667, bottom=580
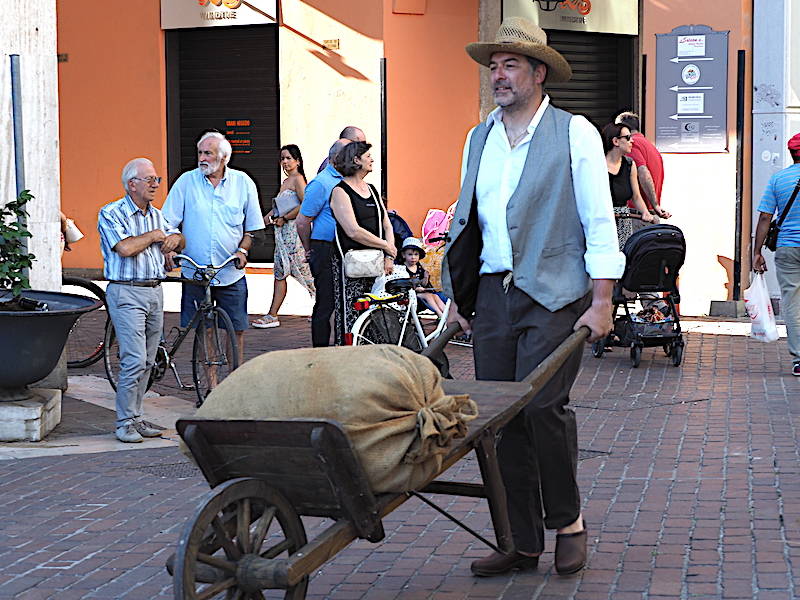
left=252, top=144, right=315, bottom=329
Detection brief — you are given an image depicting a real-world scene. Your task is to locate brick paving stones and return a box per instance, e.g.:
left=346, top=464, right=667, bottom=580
left=0, top=315, right=798, bottom=598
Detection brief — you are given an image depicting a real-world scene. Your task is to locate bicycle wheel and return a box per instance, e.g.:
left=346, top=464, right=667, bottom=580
left=352, top=308, right=423, bottom=352
left=103, top=321, right=159, bottom=392
left=62, top=276, right=106, bottom=368
left=192, top=306, right=240, bottom=407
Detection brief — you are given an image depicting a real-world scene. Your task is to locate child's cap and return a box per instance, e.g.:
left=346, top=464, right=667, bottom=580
left=400, top=237, right=426, bottom=259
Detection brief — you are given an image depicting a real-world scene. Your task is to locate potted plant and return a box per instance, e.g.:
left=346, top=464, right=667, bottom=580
left=0, top=190, right=102, bottom=402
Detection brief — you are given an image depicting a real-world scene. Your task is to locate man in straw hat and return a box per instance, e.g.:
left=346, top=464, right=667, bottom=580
left=442, top=17, right=625, bottom=576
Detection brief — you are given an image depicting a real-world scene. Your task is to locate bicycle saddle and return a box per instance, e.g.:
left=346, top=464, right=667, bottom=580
left=360, top=290, right=403, bottom=301
left=385, top=278, right=413, bottom=294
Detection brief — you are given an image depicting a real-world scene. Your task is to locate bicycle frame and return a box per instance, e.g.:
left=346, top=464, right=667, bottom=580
left=116, top=254, right=239, bottom=391
left=351, top=286, right=451, bottom=349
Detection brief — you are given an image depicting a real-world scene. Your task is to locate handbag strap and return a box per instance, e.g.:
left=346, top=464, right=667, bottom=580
left=775, top=177, right=800, bottom=228
left=334, top=182, right=384, bottom=258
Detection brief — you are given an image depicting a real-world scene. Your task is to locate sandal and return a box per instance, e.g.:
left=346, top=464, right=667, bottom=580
left=252, top=315, right=280, bottom=329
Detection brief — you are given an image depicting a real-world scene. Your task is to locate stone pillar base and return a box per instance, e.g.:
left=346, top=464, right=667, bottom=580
left=0, top=389, right=62, bottom=442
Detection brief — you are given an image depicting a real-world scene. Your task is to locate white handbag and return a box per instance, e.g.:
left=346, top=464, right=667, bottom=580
left=336, top=186, right=386, bottom=279
left=273, top=191, right=301, bottom=218
left=342, top=248, right=384, bottom=278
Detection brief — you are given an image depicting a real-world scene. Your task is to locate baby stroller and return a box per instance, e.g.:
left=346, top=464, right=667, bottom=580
left=592, top=224, right=686, bottom=367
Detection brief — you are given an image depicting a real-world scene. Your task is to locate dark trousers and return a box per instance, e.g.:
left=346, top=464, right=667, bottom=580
left=472, top=274, right=591, bottom=554
left=309, top=240, right=335, bottom=347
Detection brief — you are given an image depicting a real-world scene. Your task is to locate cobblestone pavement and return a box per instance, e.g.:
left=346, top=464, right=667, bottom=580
left=1, top=314, right=799, bottom=599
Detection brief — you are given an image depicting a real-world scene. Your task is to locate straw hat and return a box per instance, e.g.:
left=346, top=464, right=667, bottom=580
left=466, top=17, right=572, bottom=83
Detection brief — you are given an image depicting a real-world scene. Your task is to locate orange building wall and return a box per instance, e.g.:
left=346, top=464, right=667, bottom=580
left=57, top=0, right=167, bottom=270
left=383, top=0, right=479, bottom=234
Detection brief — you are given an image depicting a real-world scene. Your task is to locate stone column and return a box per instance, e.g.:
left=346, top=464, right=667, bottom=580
left=478, top=0, right=501, bottom=120
left=752, top=0, right=800, bottom=308
left=1, top=1, right=65, bottom=440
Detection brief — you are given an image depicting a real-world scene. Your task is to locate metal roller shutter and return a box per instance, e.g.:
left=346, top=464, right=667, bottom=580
left=545, top=30, right=635, bottom=130
left=166, top=25, right=279, bottom=262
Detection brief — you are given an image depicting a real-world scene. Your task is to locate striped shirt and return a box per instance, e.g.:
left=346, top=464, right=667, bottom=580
left=98, top=195, right=174, bottom=281
left=758, top=163, right=800, bottom=247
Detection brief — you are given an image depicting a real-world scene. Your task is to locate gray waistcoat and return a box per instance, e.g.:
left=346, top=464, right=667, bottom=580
left=442, top=104, right=591, bottom=315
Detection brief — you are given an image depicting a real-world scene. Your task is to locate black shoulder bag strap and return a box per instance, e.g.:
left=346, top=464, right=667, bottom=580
left=775, top=177, right=800, bottom=229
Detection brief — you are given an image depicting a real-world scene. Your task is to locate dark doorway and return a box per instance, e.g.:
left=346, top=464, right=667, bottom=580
left=166, top=24, right=279, bottom=262
left=545, top=30, right=636, bottom=130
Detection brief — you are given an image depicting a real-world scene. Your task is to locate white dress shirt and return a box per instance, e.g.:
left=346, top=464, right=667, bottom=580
left=461, top=95, right=625, bottom=280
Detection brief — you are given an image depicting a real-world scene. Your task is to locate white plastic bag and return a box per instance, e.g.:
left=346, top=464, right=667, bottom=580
left=743, top=273, right=779, bottom=343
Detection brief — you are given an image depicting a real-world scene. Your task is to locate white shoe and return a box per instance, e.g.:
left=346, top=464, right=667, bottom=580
left=252, top=315, right=280, bottom=329
left=116, top=422, right=143, bottom=443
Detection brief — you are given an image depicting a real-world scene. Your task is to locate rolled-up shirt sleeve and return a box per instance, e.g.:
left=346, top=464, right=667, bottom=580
left=569, top=115, right=626, bottom=280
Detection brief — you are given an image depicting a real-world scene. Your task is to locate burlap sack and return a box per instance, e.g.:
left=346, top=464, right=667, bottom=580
left=193, top=345, right=478, bottom=493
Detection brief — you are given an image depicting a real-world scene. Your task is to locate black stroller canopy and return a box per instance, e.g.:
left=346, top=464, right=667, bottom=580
left=620, top=224, right=686, bottom=295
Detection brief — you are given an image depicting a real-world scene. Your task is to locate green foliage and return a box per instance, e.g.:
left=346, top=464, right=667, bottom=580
left=0, top=190, right=37, bottom=298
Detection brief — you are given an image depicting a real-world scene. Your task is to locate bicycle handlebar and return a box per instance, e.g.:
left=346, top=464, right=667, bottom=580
left=174, top=253, right=240, bottom=271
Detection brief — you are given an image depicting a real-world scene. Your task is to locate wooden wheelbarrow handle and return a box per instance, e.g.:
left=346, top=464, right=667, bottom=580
left=420, top=322, right=462, bottom=363
left=520, top=326, right=591, bottom=394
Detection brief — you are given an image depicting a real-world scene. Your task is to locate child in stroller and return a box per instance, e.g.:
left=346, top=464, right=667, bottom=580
left=593, top=223, right=687, bottom=367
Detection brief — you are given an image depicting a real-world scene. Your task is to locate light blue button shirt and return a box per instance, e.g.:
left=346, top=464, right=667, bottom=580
left=162, top=167, right=264, bottom=286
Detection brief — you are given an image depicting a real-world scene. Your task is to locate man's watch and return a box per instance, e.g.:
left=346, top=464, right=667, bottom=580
left=237, top=247, right=249, bottom=256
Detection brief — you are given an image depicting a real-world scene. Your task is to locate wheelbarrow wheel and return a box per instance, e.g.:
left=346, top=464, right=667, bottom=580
left=630, top=344, right=642, bottom=368
left=174, top=478, right=308, bottom=600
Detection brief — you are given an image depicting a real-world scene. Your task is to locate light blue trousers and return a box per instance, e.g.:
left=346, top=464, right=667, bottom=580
left=775, top=247, right=800, bottom=365
left=106, top=284, right=163, bottom=427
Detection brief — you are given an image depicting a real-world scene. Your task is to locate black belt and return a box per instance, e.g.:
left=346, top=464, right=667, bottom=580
left=109, top=279, right=162, bottom=287
left=310, top=240, right=333, bottom=245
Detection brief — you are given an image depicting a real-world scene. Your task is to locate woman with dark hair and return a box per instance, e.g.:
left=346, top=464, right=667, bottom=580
left=252, top=144, right=315, bottom=329
left=330, top=141, right=396, bottom=344
left=601, top=123, right=654, bottom=248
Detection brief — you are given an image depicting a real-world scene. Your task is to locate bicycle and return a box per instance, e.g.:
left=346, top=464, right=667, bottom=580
left=62, top=275, right=107, bottom=368
left=104, top=254, right=241, bottom=407
left=348, top=273, right=454, bottom=377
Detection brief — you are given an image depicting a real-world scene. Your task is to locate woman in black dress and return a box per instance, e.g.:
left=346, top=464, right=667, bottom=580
left=330, top=141, right=396, bottom=344
left=602, top=123, right=654, bottom=248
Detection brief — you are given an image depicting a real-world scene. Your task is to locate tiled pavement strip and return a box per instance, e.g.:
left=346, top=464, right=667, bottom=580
left=0, top=312, right=799, bottom=599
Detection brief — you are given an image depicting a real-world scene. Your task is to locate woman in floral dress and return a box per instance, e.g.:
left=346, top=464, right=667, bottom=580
left=251, top=144, right=315, bottom=328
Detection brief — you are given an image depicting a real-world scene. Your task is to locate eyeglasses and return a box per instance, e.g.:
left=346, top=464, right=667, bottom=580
left=617, top=134, right=632, bottom=141
left=131, top=176, right=162, bottom=185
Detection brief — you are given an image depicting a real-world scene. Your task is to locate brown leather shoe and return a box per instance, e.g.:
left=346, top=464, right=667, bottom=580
left=555, top=520, right=587, bottom=575
left=470, top=551, right=539, bottom=577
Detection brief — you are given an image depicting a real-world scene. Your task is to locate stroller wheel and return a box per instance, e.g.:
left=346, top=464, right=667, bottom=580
left=671, top=342, right=684, bottom=367
left=663, top=343, right=672, bottom=357
left=630, top=345, right=642, bottom=368
left=592, top=340, right=605, bottom=359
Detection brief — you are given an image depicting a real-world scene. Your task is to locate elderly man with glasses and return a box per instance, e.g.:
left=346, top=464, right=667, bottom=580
left=98, top=158, right=183, bottom=443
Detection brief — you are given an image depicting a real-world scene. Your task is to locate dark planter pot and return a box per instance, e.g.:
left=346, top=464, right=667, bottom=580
left=0, top=289, right=103, bottom=401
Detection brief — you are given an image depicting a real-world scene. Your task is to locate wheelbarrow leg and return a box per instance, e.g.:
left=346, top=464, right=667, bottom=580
left=474, top=429, right=514, bottom=553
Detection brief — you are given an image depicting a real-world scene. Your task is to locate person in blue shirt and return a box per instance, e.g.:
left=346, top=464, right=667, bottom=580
left=315, top=126, right=365, bottom=173
left=162, top=131, right=264, bottom=360
left=296, top=138, right=353, bottom=346
left=98, top=158, right=183, bottom=443
left=754, top=132, right=800, bottom=377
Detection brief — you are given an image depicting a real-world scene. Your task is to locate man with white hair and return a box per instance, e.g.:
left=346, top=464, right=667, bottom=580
left=163, top=131, right=264, bottom=361
left=98, top=158, right=183, bottom=443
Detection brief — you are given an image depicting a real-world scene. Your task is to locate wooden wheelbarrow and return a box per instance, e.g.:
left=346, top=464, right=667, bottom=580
left=168, top=327, right=590, bottom=599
